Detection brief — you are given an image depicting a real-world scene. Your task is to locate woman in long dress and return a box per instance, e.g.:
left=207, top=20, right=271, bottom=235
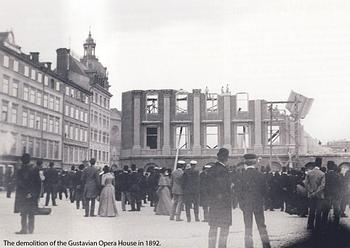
left=155, top=168, right=172, bottom=215
left=98, top=166, right=118, bottom=217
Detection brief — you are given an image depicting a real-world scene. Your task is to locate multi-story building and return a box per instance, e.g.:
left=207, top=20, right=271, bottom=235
left=80, top=32, right=112, bottom=167
left=55, top=32, right=112, bottom=168
left=326, top=140, right=350, bottom=153
left=0, top=31, right=63, bottom=168
left=56, top=48, right=91, bottom=169
left=121, top=89, right=308, bottom=170
left=110, top=108, right=122, bottom=169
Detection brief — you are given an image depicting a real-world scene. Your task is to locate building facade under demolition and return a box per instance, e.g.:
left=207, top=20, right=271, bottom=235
left=121, top=89, right=310, bottom=170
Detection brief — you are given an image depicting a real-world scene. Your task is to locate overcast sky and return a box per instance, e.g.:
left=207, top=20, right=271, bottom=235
left=1, top=0, right=350, bottom=142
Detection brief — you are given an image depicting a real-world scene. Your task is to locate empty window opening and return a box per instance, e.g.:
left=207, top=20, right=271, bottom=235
left=146, top=94, right=158, bottom=114
left=175, top=126, right=189, bottom=150
left=236, top=93, right=248, bottom=112
left=206, top=93, right=218, bottom=112
left=176, top=93, right=188, bottom=114
left=237, top=125, right=250, bottom=149
left=268, top=125, right=280, bottom=145
left=206, top=126, right=218, bottom=149
left=146, top=127, right=158, bottom=149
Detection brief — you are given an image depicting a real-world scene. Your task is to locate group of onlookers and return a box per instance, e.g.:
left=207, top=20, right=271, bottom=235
left=11, top=153, right=119, bottom=235
left=6, top=151, right=350, bottom=248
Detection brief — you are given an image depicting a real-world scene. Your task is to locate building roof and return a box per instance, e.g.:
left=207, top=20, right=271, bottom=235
left=0, top=31, right=21, bottom=53
left=70, top=55, right=88, bottom=76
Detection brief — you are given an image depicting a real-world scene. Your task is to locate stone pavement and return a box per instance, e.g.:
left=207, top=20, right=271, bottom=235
left=0, top=193, right=348, bottom=248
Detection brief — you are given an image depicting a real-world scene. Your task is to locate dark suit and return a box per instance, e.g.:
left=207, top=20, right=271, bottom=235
left=119, top=171, right=130, bottom=211
left=128, top=171, right=143, bottom=211
left=200, top=170, right=210, bottom=221
left=14, top=164, right=41, bottom=233
left=44, top=167, right=59, bottom=206
left=323, top=170, right=342, bottom=225
left=207, top=162, right=232, bottom=248
left=236, top=167, right=270, bottom=248
left=72, top=170, right=83, bottom=209
left=183, top=168, right=200, bottom=222
left=148, top=172, right=160, bottom=207
left=81, top=166, right=100, bottom=216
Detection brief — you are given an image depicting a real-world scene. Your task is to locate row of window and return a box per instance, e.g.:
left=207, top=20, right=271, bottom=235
left=21, top=135, right=60, bottom=159
left=23, top=107, right=60, bottom=134
left=64, top=104, right=88, bottom=123
left=145, top=124, right=281, bottom=150
left=1, top=101, right=61, bottom=134
left=92, top=91, right=110, bottom=109
left=63, top=145, right=88, bottom=164
left=23, top=83, right=61, bottom=112
left=90, top=110, right=110, bottom=128
left=2, top=54, right=61, bottom=91
left=145, top=92, right=249, bottom=115
left=65, top=85, right=89, bottom=104
left=2, top=74, right=61, bottom=112
left=90, top=149, right=109, bottom=163
left=64, top=123, right=88, bottom=143
left=90, top=128, right=110, bottom=144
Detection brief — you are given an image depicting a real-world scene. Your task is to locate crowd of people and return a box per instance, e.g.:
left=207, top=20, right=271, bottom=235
left=4, top=151, right=350, bottom=248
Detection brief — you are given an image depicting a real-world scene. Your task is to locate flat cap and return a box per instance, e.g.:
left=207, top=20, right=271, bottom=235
left=243, top=153, right=257, bottom=160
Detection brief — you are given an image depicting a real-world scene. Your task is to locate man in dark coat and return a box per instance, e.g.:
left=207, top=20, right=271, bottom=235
left=73, top=164, right=85, bottom=209
left=14, top=153, right=41, bottom=234
left=81, top=158, right=100, bottom=217
left=119, top=165, right=130, bottom=211
left=322, top=161, right=342, bottom=225
left=147, top=167, right=159, bottom=208
left=279, top=167, right=289, bottom=212
left=67, top=166, right=76, bottom=203
left=207, top=148, right=232, bottom=248
left=183, top=160, right=201, bottom=222
left=200, top=165, right=211, bottom=222
left=128, top=164, right=142, bottom=211
left=236, top=153, right=271, bottom=248
left=44, top=162, right=59, bottom=206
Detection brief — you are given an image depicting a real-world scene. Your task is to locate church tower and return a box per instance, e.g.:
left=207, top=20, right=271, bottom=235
left=83, top=30, right=96, bottom=58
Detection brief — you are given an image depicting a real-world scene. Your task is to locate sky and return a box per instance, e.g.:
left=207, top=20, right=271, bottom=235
left=1, top=0, right=350, bottom=142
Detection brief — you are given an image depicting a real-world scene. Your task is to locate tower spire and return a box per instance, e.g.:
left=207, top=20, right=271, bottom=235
left=83, top=28, right=96, bottom=58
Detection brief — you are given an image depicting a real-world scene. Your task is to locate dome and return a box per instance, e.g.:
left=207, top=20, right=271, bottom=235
left=84, top=31, right=95, bottom=46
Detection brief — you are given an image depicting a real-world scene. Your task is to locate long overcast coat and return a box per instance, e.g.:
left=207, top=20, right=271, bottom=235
left=81, top=166, right=100, bottom=199
left=14, top=164, right=41, bottom=214
left=207, top=162, right=233, bottom=227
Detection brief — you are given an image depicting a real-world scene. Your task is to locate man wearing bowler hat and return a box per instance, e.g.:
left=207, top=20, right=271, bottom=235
left=207, top=148, right=232, bottom=248
left=14, top=153, right=41, bottom=234
left=183, top=160, right=201, bottom=222
left=81, top=158, right=100, bottom=217
left=236, top=153, right=271, bottom=248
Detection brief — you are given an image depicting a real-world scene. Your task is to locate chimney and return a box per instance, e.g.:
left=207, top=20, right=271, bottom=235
left=56, top=48, right=70, bottom=78
left=45, top=62, right=52, bottom=70
left=30, top=52, right=39, bottom=63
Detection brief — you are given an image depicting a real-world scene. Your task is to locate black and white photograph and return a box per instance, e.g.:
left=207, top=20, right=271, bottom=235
left=0, top=1, right=350, bottom=247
